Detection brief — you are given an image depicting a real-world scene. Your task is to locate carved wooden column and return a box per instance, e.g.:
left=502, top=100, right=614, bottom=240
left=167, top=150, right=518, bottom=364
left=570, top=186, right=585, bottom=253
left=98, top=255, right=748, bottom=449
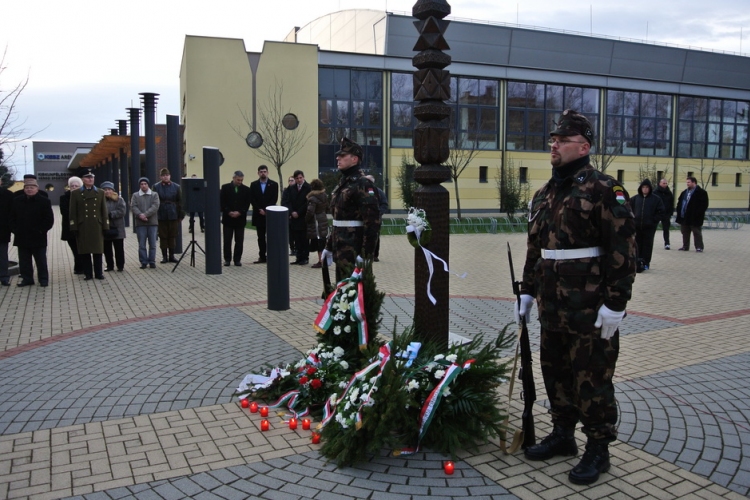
left=412, top=0, right=452, bottom=347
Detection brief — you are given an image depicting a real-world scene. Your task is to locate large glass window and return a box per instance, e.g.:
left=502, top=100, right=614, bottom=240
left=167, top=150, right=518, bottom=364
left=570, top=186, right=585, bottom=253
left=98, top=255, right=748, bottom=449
left=390, top=73, right=499, bottom=150
left=506, top=81, right=598, bottom=151
left=677, top=96, right=749, bottom=159
left=319, top=68, right=383, bottom=173
left=605, top=90, right=672, bottom=156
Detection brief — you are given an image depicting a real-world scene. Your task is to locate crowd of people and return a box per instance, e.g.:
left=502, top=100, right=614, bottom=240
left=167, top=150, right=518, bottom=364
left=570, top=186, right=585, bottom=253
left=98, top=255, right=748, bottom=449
left=0, top=139, right=392, bottom=287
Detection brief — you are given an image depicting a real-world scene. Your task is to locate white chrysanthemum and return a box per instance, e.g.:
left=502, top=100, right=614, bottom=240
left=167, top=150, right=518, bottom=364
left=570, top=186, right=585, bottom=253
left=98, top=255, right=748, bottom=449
left=369, top=376, right=378, bottom=384
left=344, top=325, right=352, bottom=333
left=348, top=290, right=356, bottom=297
left=333, top=346, right=345, bottom=357
left=339, top=381, right=348, bottom=388
left=344, top=402, right=351, bottom=411
left=424, top=362, right=436, bottom=372
left=442, top=387, right=451, bottom=397
left=434, top=354, right=445, bottom=361
left=407, top=380, right=420, bottom=392
left=338, top=300, right=350, bottom=311
left=295, top=359, right=306, bottom=368
left=434, top=369, right=446, bottom=379
left=330, top=394, right=338, bottom=403
left=334, top=326, right=342, bottom=335
left=340, top=360, right=349, bottom=370
left=445, top=354, right=458, bottom=363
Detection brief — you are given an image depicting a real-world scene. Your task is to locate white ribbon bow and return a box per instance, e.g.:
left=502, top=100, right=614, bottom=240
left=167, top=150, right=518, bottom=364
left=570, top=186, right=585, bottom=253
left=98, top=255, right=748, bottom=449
left=406, top=225, right=467, bottom=305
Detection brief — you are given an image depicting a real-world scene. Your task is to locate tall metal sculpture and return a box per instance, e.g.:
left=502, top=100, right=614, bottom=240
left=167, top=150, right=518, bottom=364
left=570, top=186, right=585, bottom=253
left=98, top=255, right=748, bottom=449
left=412, top=0, right=452, bottom=347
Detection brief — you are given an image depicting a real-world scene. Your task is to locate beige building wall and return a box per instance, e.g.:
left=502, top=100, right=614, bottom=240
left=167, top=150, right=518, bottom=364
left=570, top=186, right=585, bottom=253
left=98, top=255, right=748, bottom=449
left=180, top=37, right=318, bottom=186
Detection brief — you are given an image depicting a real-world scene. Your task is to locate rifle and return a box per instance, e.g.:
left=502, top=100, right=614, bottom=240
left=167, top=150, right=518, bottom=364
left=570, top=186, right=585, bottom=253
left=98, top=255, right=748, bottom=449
left=506, top=242, right=536, bottom=450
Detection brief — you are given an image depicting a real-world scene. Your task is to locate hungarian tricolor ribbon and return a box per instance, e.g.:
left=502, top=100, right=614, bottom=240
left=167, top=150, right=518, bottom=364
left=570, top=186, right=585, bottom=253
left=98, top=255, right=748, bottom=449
left=313, top=267, right=369, bottom=349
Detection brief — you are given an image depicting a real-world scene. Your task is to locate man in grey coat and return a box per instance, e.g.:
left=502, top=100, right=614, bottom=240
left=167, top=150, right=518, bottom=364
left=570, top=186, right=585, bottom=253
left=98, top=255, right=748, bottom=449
left=131, top=177, right=161, bottom=269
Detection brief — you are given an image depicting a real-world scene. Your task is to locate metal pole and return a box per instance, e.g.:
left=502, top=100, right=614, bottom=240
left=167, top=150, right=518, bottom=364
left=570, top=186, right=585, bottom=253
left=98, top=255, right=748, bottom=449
left=203, top=147, right=223, bottom=275
left=128, top=107, right=141, bottom=230
left=118, top=119, right=130, bottom=227
left=166, top=114, right=183, bottom=254
left=266, top=206, right=290, bottom=310
left=139, top=92, right=159, bottom=184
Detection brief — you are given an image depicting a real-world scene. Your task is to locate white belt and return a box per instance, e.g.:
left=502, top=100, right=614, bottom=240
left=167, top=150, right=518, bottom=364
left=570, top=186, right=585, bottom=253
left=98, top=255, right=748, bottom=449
left=333, top=220, right=364, bottom=227
left=542, top=246, right=603, bottom=260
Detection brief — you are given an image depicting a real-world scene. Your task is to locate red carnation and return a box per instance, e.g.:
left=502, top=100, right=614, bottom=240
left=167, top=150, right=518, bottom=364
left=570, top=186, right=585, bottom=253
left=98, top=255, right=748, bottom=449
left=307, top=367, right=318, bottom=375
left=299, top=376, right=309, bottom=385
left=310, top=379, right=322, bottom=389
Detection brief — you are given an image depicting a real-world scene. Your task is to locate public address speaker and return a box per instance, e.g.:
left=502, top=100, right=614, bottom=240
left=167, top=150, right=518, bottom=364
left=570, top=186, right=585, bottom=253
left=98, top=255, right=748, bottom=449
left=182, top=177, right=206, bottom=213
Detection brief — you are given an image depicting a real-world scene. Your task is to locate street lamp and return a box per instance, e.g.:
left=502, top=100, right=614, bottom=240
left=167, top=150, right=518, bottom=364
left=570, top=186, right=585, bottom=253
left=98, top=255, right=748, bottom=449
left=22, top=144, right=27, bottom=174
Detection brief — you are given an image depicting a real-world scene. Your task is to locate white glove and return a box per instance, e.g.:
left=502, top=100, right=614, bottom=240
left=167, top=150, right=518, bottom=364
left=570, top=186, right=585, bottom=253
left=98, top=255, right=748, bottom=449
left=595, top=304, right=626, bottom=340
left=514, top=294, right=535, bottom=325
left=320, top=249, right=333, bottom=266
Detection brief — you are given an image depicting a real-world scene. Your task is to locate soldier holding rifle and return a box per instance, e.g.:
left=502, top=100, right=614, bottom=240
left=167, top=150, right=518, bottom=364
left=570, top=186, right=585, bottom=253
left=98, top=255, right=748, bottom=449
left=515, top=110, right=636, bottom=485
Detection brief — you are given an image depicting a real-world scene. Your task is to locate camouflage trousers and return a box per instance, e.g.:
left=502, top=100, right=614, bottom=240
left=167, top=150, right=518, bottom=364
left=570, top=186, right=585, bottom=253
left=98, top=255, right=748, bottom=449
left=539, top=327, right=619, bottom=442
left=331, top=227, right=363, bottom=282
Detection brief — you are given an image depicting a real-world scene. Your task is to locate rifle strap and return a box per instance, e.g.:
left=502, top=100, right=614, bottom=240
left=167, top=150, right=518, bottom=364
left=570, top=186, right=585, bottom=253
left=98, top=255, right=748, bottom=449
left=499, top=325, right=525, bottom=454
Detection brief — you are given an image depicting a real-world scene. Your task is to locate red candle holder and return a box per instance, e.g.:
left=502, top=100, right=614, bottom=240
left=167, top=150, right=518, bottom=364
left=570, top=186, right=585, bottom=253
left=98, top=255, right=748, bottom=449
left=260, top=419, right=270, bottom=431
left=289, top=418, right=298, bottom=430
left=249, top=402, right=259, bottom=413
left=240, top=399, right=249, bottom=409
left=311, top=432, right=321, bottom=444
left=260, top=406, right=269, bottom=417
left=302, top=418, right=311, bottom=430
left=443, top=461, right=455, bottom=475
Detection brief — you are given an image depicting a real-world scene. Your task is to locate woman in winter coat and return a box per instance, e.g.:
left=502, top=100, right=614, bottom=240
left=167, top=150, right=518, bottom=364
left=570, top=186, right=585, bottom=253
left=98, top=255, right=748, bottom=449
left=101, top=181, right=126, bottom=271
left=628, top=178, right=665, bottom=271
left=305, top=178, right=329, bottom=268
left=59, top=177, right=84, bottom=275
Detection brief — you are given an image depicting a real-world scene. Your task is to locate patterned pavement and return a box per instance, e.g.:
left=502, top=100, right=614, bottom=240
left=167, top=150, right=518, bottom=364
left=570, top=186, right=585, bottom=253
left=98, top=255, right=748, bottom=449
left=1, top=220, right=749, bottom=499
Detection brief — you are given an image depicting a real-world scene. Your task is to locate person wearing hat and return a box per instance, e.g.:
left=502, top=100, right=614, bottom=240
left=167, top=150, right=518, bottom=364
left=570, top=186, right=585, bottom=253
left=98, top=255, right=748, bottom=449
left=322, top=137, right=381, bottom=280
left=9, top=178, right=54, bottom=286
left=14, top=174, right=48, bottom=199
left=101, top=181, right=127, bottom=272
left=69, top=170, right=109, bottom=280
left=220, top=170, right=252, bottom=266
left=515, top=110, right=636, bottom=485
left=153, top=168, right=183, bottom=263
left=131, top=177, right=160, bottom=269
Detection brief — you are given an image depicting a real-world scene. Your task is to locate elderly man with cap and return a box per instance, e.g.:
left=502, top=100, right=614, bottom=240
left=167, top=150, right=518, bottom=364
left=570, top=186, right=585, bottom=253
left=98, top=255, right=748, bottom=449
left=9, top=177, right=54, bottom=286
left=14, top=174, right=49, bottom=199
left=131, top=177, right=160, bottom=269
left=69, top=170, right=109, bottom=280
left=153, top=168, right=183, bottom=263
left=220, top=170, right=252, bottom=266
left=323, top=137, right=381, bottom=281
left=516, top=110, right=636, bottom=485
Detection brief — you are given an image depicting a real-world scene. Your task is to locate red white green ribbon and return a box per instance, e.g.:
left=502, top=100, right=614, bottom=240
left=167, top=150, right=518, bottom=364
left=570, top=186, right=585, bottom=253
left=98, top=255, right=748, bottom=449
left=417, top=358, right=476, bottom=442
left=313, top=267, right=368, bottom=349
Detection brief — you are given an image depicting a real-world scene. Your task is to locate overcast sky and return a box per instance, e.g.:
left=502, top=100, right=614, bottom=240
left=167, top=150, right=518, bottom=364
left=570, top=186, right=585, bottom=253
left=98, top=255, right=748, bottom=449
left=2, top=0, right=749, bottom=176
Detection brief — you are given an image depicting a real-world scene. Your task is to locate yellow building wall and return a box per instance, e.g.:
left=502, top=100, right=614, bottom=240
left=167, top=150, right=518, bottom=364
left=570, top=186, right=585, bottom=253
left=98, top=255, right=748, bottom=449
left=180, top=37, right=319, bottom=186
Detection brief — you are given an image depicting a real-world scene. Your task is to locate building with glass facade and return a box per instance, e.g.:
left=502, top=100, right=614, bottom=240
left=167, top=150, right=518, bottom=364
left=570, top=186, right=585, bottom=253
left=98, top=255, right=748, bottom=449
left=180, top=9, right=750, bottom=210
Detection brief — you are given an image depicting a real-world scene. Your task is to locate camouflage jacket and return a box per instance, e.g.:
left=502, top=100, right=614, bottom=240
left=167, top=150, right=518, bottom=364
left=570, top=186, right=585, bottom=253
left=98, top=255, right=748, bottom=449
left=521, top=159, right=636, bottom=334
left=326, top=166, right=381, bottom=258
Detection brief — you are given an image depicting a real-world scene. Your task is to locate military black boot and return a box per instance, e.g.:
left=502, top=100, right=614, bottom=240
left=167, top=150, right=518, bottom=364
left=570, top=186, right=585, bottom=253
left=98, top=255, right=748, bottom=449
left=161, top=249, right=169, bottom=264
left=168, top=249, right=178, bottom=263
left=524, top=425, right=578, bottom=461
left=568, top=441, right=610, bottom=485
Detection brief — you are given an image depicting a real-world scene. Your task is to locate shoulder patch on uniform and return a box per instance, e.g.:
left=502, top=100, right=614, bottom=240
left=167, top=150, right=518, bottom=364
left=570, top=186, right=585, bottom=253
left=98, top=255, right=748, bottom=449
left=613, top=186, right=626, bottom=205
left=367, top=188, right=375, bottom=196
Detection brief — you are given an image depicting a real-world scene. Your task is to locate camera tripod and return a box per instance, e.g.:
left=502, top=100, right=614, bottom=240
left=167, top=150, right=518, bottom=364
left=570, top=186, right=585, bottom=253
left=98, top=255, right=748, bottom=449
left=172, top=229, right=205, bottom=272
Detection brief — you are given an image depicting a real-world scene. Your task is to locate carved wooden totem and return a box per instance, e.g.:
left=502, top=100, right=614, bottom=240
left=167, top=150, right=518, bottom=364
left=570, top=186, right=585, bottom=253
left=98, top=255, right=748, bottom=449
left=412, top=0, right=452, bottom=347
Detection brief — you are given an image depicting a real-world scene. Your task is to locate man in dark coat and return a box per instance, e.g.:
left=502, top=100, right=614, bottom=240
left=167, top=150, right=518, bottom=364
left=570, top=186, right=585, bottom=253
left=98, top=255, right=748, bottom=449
left=69, top=170, right=109, bottom=280
left=284, top=170, right=311, bottom=265
left=248, top=165, right=279, bottom=264
left=9, top=179, right=54, bottom=287
left=153, top=168, right=182, bottom=263
left=13, top=174, right=49, bottom=199
left=324, top=138, right=381, bottom=280
left=675, top=176, right=709, bottom=252
left=220, top=170, right=252, bottom=266
left=653, top=178, right=674, bottom=249
left=0, top=177, right=13, bottom=285
left=628, top=178, right=665, bottom=271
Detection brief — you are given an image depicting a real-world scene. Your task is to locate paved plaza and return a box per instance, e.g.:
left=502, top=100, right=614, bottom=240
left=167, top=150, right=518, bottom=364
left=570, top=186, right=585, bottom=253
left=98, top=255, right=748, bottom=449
left=1, top=219, right=749, bottom=500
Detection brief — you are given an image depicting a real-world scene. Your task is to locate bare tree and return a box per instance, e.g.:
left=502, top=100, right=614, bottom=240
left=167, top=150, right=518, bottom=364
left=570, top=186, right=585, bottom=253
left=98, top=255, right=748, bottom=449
left=687, top=157, right=723, bottom=190
left=1, top=46, right=38, bottom=173
left=497, top=158, right=531, bottom=217
left=445, top=118, right=482, bottom=219
left=637, top=157, right=670, bottom=184
left=233, top=81, right=311, bottom=185
left=589, top=136, right=622, bottom=173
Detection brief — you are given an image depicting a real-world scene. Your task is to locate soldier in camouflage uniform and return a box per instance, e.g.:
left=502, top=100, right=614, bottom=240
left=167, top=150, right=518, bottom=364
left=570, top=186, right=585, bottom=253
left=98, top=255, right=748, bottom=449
left=515, top=110, right=636, bottom=485
left=324, top=137, right=381, bottom=281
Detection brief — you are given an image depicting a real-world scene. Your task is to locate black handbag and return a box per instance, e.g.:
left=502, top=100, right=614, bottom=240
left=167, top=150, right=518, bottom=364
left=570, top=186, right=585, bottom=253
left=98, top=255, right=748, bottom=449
left=103, top=227, right=119, bottom=239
